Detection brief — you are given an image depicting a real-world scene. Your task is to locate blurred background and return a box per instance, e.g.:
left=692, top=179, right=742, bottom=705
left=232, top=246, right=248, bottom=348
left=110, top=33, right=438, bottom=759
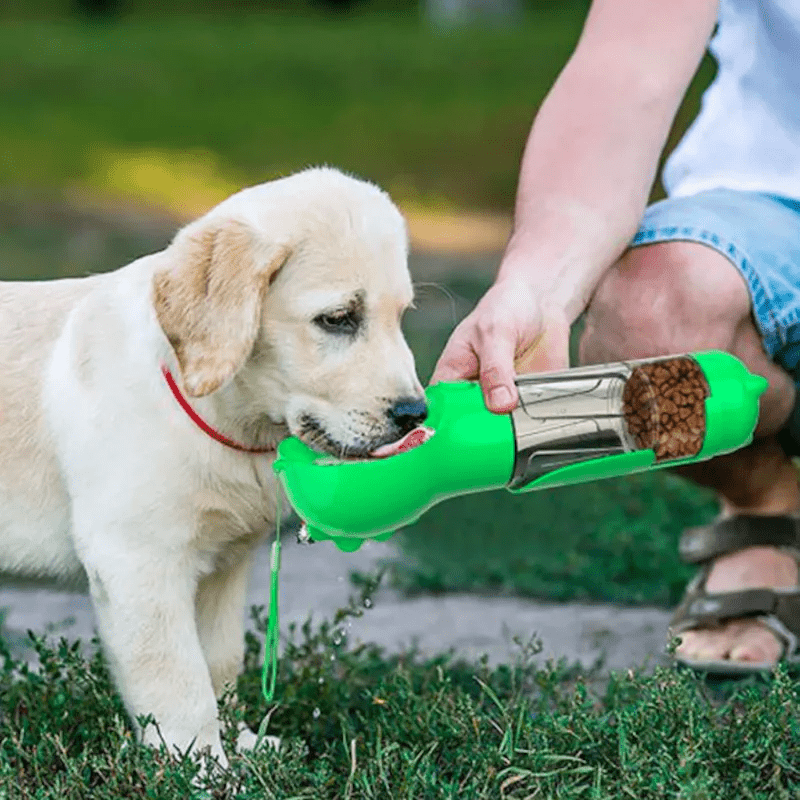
left=1, top=0, right=593, bottom=273
left=0, top=0, right=719, bottom=605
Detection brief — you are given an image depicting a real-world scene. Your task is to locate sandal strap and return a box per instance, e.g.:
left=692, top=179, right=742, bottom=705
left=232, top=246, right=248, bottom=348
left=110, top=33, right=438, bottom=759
left=679, top=515, right=800, bottom=564
left=671, top=586, right=800, bottom=637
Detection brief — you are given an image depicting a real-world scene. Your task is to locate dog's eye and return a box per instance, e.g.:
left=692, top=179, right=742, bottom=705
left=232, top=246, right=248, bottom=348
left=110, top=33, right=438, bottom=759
left=314, top=310, right=361, bottom=335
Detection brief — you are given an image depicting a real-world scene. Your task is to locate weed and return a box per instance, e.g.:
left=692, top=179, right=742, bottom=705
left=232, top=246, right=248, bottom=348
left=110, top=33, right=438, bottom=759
left=1, top=582, right=798, bottom=798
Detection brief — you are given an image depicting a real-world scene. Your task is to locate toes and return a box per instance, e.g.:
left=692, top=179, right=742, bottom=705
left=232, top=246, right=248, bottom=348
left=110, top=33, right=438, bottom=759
left=675, top=628, right=730, bottom=662
left=728, top=643, right=771, bottom=663
left=675, top=621, right=783, bottom=665
left=729, top=626, right=784, bottom=664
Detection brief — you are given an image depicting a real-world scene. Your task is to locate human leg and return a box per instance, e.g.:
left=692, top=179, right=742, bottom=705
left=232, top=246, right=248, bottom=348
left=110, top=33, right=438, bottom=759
left=580, top=236, right=800, bottom=667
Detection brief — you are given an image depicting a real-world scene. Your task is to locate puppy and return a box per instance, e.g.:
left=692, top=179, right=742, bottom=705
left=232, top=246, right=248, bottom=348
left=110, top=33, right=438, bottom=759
left=0, top=167, right=426, bottom=764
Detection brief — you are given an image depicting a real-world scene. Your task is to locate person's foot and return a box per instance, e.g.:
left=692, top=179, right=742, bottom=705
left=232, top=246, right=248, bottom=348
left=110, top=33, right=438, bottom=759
left=673, top=438, right=800, bottom=668
left=675, top=544, right=799, bottom=665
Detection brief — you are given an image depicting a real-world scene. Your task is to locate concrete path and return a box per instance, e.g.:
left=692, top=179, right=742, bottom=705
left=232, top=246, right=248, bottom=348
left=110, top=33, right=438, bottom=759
left=0, top=531, right=673, bottom=674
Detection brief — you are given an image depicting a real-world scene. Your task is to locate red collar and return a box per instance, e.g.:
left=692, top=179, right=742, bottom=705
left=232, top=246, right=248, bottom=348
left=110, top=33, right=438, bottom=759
left=161, top=365, right=275, bottom=454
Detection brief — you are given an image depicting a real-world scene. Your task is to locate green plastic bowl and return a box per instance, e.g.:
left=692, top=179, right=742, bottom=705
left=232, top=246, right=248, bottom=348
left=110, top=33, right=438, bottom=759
left=273, top=381, right=514, bottom=550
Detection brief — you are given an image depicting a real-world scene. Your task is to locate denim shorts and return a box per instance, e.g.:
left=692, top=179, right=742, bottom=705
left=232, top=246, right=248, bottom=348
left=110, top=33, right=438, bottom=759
left=631, top=188, right=800, bottom=386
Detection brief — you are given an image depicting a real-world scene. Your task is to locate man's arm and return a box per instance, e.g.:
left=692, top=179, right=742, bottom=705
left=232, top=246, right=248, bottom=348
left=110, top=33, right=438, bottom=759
left=432, top=0, right=719, bottom=411
left=503, top=0, right=719, bottom=321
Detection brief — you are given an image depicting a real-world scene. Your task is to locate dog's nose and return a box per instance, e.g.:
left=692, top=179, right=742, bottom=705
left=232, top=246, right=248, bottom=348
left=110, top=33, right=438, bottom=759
left=388, top=396, right=428, bottom=434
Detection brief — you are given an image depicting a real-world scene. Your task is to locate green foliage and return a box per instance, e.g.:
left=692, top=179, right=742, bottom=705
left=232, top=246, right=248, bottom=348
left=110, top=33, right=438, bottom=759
left=1, top=0, right=583, bottom=21
left=0, top=635, right=202, bottom=797
left=3, top=0, right=417, bottom=18
left=0, top=12, right=582, bottom=210
left=0, top=10, right=713, bottom=214
left=392, top=470, right=718, bottom=606
left=2, top=585, right=800, bottom=798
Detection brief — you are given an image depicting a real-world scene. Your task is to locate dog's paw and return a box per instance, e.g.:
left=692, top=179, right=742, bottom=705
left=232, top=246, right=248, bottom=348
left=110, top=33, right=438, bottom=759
left=236, top=722, right=280, bottom=753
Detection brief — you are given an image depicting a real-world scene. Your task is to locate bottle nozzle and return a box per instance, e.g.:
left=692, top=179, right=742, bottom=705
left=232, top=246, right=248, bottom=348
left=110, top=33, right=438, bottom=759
left=747, top=374, right=769, bottom=397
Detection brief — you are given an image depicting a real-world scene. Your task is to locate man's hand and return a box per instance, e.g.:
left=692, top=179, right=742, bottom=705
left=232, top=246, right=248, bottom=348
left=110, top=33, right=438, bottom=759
left=430, top=276, right=571, bottom=414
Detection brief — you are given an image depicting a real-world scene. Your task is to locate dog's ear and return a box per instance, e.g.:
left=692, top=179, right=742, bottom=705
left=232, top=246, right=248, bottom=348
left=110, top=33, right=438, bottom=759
left=153, top=219, right=290, bottom=397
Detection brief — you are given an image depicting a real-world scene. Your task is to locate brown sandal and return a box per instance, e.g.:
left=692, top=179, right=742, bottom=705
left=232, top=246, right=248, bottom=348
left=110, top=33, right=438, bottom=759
left=670, top=515, right=800, bottom=675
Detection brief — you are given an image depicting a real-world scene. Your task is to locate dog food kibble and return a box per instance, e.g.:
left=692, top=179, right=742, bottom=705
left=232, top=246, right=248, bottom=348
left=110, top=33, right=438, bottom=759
left=622, top=357, right=709, bottom=461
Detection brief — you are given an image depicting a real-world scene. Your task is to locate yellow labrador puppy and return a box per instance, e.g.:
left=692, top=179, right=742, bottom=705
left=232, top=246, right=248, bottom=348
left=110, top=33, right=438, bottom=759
left=0, top=167, right=426, bottom=764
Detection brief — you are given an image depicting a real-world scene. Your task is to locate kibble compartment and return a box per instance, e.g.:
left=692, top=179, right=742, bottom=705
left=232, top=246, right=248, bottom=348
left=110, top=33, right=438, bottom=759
left=509, top=355, right=710, bottom=489
left=622, top=356, right=709, bottom=462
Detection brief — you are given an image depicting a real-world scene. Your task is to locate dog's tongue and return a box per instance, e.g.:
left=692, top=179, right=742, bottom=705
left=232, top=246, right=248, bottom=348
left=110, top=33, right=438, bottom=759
left=370, top=426, right=434, bottom=459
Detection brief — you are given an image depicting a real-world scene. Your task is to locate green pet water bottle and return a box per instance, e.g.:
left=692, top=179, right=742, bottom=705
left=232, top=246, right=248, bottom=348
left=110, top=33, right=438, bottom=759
left=273, top=351, right=767, bottom=551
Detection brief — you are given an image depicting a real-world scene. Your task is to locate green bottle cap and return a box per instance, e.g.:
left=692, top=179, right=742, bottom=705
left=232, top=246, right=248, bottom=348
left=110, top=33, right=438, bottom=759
left=692, top=350, right=768, bottom=458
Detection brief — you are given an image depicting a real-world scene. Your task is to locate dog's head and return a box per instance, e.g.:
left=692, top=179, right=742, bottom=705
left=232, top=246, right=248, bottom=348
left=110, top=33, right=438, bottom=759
left=152, top=167, right=426, bottom=457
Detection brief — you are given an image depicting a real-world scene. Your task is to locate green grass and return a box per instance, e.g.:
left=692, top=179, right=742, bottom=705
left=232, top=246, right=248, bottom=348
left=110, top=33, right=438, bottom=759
left=3, top=581, right=800, bottom=799
left=0, top=9, right=582, bottom=210
left=0, top=8, right=714, bottom=213
left=391, top=471, right=717, bottom=606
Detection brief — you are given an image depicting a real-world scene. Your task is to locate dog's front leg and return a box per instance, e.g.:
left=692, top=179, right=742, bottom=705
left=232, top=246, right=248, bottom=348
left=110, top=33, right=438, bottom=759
left=196, top=546, right=273, bottom=751
left=77, top=523, right=227, bottom=766
left=195, top=549, right=256, bottom=699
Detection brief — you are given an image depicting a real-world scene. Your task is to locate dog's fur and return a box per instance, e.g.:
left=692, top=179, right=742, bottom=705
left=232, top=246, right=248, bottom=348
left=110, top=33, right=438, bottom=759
left=0, top=167, right=424, bottom=763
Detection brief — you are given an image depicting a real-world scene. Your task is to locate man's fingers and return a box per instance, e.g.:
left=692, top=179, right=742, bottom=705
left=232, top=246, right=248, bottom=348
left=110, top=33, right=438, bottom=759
left=430, top=288, right=572, bottom=419
left=430, top=338, right=479, bottom=385
left=479, top=368, right=519, bottom=413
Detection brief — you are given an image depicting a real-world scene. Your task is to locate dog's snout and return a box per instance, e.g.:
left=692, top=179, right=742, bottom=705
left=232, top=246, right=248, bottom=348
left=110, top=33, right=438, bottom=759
left=388, top=396, right=428, bottom=433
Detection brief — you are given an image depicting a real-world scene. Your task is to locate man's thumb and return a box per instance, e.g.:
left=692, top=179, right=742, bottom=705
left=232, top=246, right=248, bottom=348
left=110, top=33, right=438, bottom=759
left=479, top=362, right=518, bottom=414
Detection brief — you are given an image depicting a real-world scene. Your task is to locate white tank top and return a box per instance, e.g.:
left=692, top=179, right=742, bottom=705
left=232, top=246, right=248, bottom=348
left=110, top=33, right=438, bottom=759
left=663, top=0, right=800, bottom=200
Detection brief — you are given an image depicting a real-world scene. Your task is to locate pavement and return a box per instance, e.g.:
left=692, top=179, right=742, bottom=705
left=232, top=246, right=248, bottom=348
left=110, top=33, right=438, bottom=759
left=279, top=536, right=674, bottom=673
left=0, top=529, right=674, bottom=674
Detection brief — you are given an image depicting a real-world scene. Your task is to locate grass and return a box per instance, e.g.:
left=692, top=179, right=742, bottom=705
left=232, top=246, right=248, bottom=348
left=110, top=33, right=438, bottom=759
left=0, top=7, right=715, bottom=215
left=391, top=471, right=718, bottom=606
left=3, top=579, right=800, bottom=799
left=0, top=8, right=583, bottom=212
